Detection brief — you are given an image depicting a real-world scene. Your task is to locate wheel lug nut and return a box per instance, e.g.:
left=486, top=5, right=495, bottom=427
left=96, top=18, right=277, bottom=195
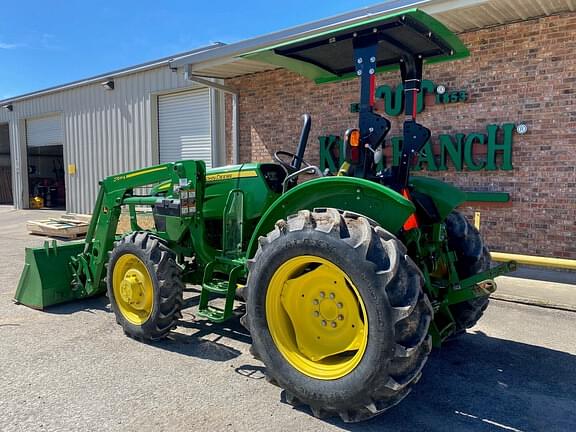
left=331, top=322, right=337, bottom=328
left=313, top=311, right=319, bottom=317
left=313, top=299, right=319, bottom=305
left=338, top=315, right=344, bottom=321
left=319, top=292, right=325, bottom=298
left=337, top=302, right=343, bottom=309
left=321, top=320, right=327, bottom=326
left=329, top=292, right=335, bottom=300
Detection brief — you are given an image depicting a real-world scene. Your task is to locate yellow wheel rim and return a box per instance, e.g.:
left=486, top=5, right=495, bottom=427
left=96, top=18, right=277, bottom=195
left=112, top=253, right=154, bottom=325
left=266, top=256, right=368, bottom=380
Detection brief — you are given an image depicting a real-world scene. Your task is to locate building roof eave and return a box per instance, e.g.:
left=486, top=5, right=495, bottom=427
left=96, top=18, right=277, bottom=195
left=176, top=0, right=575, bottom=80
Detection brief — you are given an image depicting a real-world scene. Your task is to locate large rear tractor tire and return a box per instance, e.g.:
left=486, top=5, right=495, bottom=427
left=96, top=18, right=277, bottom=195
left=445, top=211, right=491, bottom=333
left=244, top=209, right=432, bottom=423
left=107, top=232, right=183, bottom=341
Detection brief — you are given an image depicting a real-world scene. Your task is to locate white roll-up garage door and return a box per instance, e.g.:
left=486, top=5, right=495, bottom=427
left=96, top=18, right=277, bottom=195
left=158, top=88, right=212, bottom=167
left=26, top=115, right=63, bottom=147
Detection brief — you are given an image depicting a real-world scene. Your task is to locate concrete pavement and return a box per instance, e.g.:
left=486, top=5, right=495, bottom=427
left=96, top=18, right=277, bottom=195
left=495, top=275, right=576, bottom=312
left=494, top=267, right=576, bottom=312
left=0, top=208, right=575, bottom=431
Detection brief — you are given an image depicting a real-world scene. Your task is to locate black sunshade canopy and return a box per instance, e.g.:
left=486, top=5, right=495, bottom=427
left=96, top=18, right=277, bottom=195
left=242, top=9, right=468, bottom=84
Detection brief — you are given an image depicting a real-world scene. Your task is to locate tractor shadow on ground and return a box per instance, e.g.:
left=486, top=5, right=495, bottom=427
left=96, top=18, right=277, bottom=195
left=154, top=317, right=250, bottom=362
left=40, top=292, right=576, bottom=431
left=42, top=291, right=251, bottom=363
left=303, top=330, right=576, bottom=432
left=40, top=295, right=109, bottom=315
left=150, top=294, right=251, bottom=362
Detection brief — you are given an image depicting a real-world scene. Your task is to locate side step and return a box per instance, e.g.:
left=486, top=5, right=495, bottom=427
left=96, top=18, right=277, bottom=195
left=197, top=258, right=244, bottom=323
left=198, top=189, right=246, bottom=323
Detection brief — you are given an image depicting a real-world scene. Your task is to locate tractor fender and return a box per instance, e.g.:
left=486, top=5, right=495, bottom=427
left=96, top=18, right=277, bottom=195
left=246, top=176, right=415, bottom=258
left=410, top=176, right=466, bottom=220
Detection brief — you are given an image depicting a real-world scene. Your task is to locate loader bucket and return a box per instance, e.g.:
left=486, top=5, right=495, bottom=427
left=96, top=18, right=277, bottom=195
left=15, top=240, right=85, bottom=309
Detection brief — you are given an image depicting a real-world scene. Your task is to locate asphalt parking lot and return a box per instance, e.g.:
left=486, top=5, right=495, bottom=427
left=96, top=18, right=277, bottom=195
left=0, top=207, right=575, bottom=432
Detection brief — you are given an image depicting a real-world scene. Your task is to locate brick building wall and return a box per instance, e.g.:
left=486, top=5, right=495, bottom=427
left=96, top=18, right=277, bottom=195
left=225, top=12, right=576, bottom=259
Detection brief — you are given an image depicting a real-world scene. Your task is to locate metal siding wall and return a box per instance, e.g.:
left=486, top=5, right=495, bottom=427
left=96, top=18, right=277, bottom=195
left=0, top=67, right=213, bottom=213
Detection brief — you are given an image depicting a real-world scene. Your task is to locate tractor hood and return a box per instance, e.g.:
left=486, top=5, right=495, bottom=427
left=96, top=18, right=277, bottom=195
left=242, top=9, right=468, bottom=84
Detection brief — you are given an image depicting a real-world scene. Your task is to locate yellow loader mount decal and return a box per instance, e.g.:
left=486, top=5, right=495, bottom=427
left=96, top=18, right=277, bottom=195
left=206, top=170, right=259, bottom=182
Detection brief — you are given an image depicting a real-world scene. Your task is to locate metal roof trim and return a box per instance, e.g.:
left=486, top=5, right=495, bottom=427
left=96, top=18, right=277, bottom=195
left=0, top=43, right=224, bottom=105
left=169, top=0, right=431, bottom=69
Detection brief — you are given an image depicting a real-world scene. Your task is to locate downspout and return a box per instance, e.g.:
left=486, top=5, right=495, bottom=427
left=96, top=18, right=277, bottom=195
left=183, top=68, right=240, bottom=164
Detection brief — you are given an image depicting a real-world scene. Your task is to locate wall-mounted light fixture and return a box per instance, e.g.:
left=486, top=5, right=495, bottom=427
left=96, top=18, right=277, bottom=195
left=516, top=123, right=528, bottom=135
left=1, top=104, right=13, bottom=111
left=435, top=85, right=446, bottom=95
left=101, top=80, right=115, bottom=90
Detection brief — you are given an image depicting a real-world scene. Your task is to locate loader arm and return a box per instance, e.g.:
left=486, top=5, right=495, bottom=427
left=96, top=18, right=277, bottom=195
left=71, top=160, right=206, bottom=298
left=16, top=160, right=206, bottom=309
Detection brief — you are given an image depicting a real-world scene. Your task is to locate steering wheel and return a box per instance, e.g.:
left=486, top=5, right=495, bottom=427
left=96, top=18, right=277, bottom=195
left=273, top=150, right=312, bottom=173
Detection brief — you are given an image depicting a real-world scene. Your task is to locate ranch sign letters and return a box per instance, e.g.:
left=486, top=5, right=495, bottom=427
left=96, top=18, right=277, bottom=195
left=320, top=80, right=516, bottom=173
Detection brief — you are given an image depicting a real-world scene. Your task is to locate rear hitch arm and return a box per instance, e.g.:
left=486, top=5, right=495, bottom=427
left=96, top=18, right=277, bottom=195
left=445, top=260, right=518, bottom=306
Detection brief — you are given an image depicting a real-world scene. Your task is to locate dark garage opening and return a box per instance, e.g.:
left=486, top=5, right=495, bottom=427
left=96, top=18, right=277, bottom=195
left=27, top=145, right=65, bottom=209
left=0, top=123, right=13, bottom=205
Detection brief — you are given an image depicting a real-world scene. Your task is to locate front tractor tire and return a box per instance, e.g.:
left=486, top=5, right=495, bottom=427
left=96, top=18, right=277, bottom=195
left=107, top=232, right=184, bottom=341
left=245, top=209, right=432, bottom=423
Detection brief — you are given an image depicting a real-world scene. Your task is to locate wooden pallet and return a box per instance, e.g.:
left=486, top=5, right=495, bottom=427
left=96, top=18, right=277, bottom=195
left=27, top=214, right=91, bottom=239
left=60, top=213, right=92, bottom=224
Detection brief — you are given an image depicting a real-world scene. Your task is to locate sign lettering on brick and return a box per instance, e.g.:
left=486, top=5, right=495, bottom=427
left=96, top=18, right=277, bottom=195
left=319, top=123, right=515, bottom=173
left=322, top=80, right=515, bottom=174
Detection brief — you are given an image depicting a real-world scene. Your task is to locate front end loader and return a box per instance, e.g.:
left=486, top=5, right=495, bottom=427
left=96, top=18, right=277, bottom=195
left=15, top=9, right=515, bottom=423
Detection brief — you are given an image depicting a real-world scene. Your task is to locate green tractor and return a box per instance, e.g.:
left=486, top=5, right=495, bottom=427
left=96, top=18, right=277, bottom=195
left=16, top=9, right=515, bottom=423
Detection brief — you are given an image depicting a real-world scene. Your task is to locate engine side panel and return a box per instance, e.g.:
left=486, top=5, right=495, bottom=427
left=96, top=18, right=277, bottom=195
left=203, top=163, right=285, bottom=222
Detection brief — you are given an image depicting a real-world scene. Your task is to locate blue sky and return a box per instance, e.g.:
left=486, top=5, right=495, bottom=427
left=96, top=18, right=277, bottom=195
left=0, top=0, right=381, bottom=99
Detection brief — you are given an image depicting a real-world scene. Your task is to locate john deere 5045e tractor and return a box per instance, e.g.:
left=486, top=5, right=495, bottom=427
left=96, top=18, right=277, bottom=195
left=16, top=9, right=514, bottom=423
